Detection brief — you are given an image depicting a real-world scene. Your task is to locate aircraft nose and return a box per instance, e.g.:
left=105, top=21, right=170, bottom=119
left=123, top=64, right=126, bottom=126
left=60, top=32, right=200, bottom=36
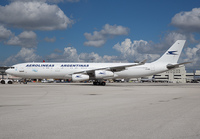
left=5, top=68, right=13, bottom=74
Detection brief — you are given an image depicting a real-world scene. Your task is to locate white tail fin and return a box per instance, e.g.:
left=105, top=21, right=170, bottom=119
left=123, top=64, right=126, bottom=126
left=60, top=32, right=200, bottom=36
left=154, top=40, right=186, bottom=63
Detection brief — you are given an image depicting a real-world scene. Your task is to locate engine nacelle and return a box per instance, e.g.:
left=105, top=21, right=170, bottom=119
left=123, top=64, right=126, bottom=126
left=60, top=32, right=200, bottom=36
left=72, top=74, right=89, bottom=82
left=95, top=70, right=114, bottom=79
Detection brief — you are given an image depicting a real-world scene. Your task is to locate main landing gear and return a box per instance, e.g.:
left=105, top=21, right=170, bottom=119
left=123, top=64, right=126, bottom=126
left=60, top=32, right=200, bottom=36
left=20, top=79, right=27, bottom=84
left=93, top=80, right=106, bottom=86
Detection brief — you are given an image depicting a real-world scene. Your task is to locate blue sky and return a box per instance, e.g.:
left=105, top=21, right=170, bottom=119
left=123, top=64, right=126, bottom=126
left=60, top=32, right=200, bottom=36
left=0, top=0, right=200, bottom=71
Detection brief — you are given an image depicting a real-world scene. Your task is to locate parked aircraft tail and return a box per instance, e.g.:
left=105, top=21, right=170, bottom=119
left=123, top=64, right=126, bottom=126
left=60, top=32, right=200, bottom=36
left=154, top=40, right=186, bottom=64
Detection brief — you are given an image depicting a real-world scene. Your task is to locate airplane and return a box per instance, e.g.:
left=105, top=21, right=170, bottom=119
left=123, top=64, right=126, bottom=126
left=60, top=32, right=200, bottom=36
left=5, top=40, right=190, bottom=86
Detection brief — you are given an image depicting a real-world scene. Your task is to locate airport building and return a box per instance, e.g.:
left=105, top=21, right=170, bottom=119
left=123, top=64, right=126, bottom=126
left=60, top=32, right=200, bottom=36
left=186, top=70, right=200, bottom=83
left=140, top=65, right=200, bottom=83
left=153, top=65, right=187, bottom=83
left=0, top=67, right=7, bottom=79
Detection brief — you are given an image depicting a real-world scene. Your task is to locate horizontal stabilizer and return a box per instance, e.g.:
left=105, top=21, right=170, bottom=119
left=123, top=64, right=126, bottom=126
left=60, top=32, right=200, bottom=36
left=167, top=62, right=192, bottom=69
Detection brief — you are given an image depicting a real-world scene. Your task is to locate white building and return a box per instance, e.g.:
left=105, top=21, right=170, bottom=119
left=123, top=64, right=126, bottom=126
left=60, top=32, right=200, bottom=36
left=153, top=65, right=186, bottom=83
left=128, top=65, right=197, bottom=83
left=186, top=70, right=200, bottom=82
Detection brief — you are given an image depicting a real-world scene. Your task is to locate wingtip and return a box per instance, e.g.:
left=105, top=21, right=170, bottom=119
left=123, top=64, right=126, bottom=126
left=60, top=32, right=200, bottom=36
left=139, top=59, right=147, bottom=65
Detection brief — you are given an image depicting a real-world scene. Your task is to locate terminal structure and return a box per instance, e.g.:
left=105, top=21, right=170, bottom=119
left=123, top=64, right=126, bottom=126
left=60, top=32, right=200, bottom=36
left=139, top=65, right=200, bottom=83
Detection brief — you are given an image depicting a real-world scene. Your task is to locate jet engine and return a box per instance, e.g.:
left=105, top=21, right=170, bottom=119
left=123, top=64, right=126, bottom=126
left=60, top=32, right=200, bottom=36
left=72, top=74, right=89, bottom=82
left=95, top=70, right=114, bottom=79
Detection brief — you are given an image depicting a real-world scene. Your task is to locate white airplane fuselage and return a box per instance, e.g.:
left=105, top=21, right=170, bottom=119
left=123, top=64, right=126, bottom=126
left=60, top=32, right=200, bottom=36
left=6, top=62, right=167, bottom=79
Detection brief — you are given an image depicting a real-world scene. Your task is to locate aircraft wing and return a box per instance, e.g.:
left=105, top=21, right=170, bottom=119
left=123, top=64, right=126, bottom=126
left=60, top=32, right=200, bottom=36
left=106, top=59, right=146, bottom=72
left=73, top=59, right=147, bottom=74
left=167, top=62, right=192, bottom=69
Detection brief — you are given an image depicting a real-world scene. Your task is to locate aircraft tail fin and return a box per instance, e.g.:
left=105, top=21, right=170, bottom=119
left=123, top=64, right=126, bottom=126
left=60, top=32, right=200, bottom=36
left=154, top=40, right=186, bottom=64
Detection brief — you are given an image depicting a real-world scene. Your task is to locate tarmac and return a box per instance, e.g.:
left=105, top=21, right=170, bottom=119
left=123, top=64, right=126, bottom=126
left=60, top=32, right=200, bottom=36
left=0, top=82, right=200, bottom=139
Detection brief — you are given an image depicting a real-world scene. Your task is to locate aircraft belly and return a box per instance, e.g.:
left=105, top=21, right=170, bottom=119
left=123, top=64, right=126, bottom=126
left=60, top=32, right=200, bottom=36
left=115, top=67, right=159, bottom=78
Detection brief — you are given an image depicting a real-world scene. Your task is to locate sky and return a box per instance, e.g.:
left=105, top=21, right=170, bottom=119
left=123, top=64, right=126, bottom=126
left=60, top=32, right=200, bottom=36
left=0, top=0, right=200, bottom=72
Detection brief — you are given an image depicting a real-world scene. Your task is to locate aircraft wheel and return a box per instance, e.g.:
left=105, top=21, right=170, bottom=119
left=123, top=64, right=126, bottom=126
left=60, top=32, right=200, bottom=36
left=101, top=82, right=106, bottom=86
left=1, top=80, right=5, bottom=84
left=8, top=81, right=13, bottom=84
left=93, top=81, right=106, bottom=86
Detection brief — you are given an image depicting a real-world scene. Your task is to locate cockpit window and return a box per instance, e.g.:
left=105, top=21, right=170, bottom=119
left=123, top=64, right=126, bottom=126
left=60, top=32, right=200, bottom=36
left=10, top=67, right=15, bottom=69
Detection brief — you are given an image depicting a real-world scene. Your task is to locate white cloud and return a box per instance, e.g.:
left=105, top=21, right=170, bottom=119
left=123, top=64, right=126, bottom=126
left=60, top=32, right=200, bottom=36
left=42, top=0, right=80, bottom=3
left=102, top=55, right=119, bottom=63
left=84, top=40, right=106, bottom=47
left=0, top=27, right=39, bottom=48
left=101, top=24, right=129, bottom=36
left=44, top=37, right=56, bottom=42
left=9, top=0, right=80, bottom=3
left=0, top=25, right=12, bottom=41
left=79, top=52, right=103, bottom=62
left=46, top=47, right=116, bottom=63
left=184, top=44, right=200, bottom=61
left=1, top=46, right=117, bottom=66
left=0, top=1, right=73, bottom=30
left=180, top=43, right=200, bottom=70
left=4, top=48, right=41, bottom=65
left=113, top=38, right=160, bottom=62
left=164, top=32, right=187, bottom=45
left=65, top=0, right=80, bottom=2
left=48, top=0, right=80, bottom=3
left=63, top=47, right=79, bottom=62
left=46, top=47, right=79, bottom=62
left=46, top=39, right=162, bottom=64
left=84, top=24, right=129, bottom=47
left=171, top=8, right=200, bottom=32
left=6, top=31, right=37, bottom=48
